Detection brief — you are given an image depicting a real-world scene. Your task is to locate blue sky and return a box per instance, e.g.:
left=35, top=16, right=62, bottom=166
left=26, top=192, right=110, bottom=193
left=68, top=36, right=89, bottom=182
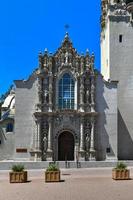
left=0, top=0, right=100, bottom=95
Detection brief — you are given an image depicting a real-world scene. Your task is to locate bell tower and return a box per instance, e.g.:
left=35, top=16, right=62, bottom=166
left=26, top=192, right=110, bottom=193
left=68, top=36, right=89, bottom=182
left=101, top=0, right=133, bottom=81
left=101, top=0, right=133, bottom=159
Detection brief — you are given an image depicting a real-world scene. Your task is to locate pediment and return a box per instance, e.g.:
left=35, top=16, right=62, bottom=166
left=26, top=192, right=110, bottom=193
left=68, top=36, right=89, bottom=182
left=54, top=32, right=79, bottom=65
left=38, top=32, right=95, bottom=76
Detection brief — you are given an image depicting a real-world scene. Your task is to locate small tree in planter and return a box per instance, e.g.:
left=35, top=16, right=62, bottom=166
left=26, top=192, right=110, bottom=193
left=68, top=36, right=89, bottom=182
left=45, top=163, right=60, bottom=182
left=9, top=164, right=28, bottom=183
left=112, top=162, right=130, bottom=180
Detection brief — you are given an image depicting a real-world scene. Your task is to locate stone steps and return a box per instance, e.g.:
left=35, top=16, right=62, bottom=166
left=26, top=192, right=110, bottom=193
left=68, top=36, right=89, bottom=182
left=0, top=160, right=133, bottom=170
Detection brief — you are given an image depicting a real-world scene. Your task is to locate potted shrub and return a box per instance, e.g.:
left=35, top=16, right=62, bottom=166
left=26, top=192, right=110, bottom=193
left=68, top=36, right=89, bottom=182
left=112, top=162, right=130, bottom=180
left=45, top=163, right=60, bottom=182
left=9, top=164, right=28, bottom=183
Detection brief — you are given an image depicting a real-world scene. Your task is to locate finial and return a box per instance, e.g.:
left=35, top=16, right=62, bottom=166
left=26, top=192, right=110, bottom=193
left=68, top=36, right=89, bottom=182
left=39, top=51, right=42, bottom=56
left=91, top=52, right=95, bottom=62
left=92, top=52, right=95, bottom=56
left=64, top=24, right=70, bottom=39
left=44, top=48, right=48, bottom=54
left=65, top=32, right=69, bottom=39
left=86, top=49, right=89, bottom=55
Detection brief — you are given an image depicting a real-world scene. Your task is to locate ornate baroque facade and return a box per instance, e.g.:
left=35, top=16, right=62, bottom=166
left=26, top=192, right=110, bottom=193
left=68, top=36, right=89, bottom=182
left=32, top=33, right=97, bottom=161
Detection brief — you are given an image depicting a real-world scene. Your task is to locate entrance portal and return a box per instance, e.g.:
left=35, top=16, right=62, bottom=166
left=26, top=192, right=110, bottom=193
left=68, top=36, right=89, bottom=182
left=58, top=131, right=74, bottom=161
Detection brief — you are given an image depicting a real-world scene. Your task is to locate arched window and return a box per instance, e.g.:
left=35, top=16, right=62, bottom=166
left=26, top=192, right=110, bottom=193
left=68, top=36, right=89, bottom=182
left=58, top=73, right=74, bottom=109
left=6, top=123, right=13, bottom=132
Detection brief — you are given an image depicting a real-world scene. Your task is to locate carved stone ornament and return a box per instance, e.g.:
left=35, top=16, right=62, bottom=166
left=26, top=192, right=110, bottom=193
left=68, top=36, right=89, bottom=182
left=114, top=8, right=127, bottom=15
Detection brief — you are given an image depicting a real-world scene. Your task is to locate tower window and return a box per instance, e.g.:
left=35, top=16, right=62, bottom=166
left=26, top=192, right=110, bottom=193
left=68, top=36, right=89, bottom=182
left=106, top=147, right=111, bottom=153
left=58, top=73, right=75, bottom=109
left=119, top=34, right=123, bottom=43
left=6, top=123, right=13, bottom=132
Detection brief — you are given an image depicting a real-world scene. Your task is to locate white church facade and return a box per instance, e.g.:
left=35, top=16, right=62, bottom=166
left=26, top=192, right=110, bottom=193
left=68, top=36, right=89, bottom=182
left=0, top=0, right=133, bottom=162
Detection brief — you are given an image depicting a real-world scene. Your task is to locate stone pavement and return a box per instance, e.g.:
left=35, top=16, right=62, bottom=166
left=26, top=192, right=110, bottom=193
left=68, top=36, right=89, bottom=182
left=0, top=168, right=133, bottom=200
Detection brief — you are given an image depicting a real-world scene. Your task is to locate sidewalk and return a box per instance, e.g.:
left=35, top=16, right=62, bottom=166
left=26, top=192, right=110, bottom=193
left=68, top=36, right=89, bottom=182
left=0, top=168, right=133, bottom=200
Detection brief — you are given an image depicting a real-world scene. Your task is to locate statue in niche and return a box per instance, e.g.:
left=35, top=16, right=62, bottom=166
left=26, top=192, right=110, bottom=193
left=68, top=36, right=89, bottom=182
left=85, top=133, right=90, bottom=152
left=91, top=84, right=95, bottom=104
left=86, top=57, right=90, bottom=67
left=65, top=51, right=69, bottom=64
left=43, top=134, right=48, bottom=153
left=61, top=53, right=65, bottom=64
left=44, top=89, right=48, bottom=104
left=44, top=57, right=47, bottom=67
left=68, top=52, right=72, bottom=63
left=85, top=119, right=91, bottom=152
left=63, top=115, right=70, bottom=123
left=86, top=90, right=90, bottom=104
left=56, top=115, right=62, bottom=126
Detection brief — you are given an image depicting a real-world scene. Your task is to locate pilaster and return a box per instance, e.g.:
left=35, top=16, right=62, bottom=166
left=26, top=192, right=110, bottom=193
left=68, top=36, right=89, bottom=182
left=48, top=73, right=53, bottom=112
left=46, top=116, right=53, bottom=161
left=79, top=117, right=85, bottom=160
left=30, top=117, right=42, bottom=161
left=89, top=116, right=96, bottom=160
left=90, top=75, right=95, bottom=112
left=79, top=77, right=84, bottom=112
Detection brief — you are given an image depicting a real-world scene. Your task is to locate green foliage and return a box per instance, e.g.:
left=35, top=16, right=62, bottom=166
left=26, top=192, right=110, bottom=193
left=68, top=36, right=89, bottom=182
left=12, top=164, right=25, bottom=172
left=46, top=163, right=59, bottom=172
left=115, top=162, right=127, bottom=170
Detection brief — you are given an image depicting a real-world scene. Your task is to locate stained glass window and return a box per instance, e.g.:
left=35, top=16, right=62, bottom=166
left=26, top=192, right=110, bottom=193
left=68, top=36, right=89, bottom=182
left=58, top=73, right=74, bottom=109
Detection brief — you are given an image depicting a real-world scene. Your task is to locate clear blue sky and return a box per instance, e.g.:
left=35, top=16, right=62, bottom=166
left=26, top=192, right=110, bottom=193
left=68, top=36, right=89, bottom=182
left=0, top=0, right=100, bottom=95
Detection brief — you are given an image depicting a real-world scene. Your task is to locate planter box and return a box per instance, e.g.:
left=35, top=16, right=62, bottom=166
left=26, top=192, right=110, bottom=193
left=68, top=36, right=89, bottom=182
left=112, top=169, right=130, bottom=180
left=9, top=171, right=28, bottom=183
left=45, top=171, right=60, bottom=182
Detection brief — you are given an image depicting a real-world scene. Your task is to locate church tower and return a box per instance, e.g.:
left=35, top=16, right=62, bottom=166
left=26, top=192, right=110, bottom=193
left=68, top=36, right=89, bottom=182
left=101, top=0, right=133, bottom=159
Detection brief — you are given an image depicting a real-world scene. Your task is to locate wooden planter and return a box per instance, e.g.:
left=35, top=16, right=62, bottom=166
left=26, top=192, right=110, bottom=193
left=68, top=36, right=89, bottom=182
left=112, top=169, right=130, bottom=180
left=45, top=171, right=60, bottom=182
left=9, top=171, right=28, bottom=183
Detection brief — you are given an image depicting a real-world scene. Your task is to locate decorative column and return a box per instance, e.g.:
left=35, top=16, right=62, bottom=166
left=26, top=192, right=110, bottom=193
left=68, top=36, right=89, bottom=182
left=46, top=117, right=53, bottom=160
left=79, top=117, right=85, bottom=160
left=85, top=77, right=91, bottom=112
left=85, top=119, right=91, bottom=161
left=38, top=77, right=42, bottom=102
left=32, top=117, right=42, bottom=161
left=75, top=55, right=80, bottom=72
left=80, top=56, right=84, bottom=74
left=90, top=75, right=95, bottom=112
left=48, top=73, right=53, bottom=112
left=36, top=118, right=41, bottom=150
left=79, top=77, right=84, bottom=112
left=80, top=117, right=84, bottom=151
left=89, top=117, right=96, bottom=160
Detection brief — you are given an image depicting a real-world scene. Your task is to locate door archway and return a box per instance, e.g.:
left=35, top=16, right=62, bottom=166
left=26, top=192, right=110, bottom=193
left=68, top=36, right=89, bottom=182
left=58, top=131, right=74, bottom=161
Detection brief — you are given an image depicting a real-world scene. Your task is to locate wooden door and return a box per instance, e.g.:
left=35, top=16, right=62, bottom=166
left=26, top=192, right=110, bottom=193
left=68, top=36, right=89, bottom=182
left=58, top=132, right=74, bottom=161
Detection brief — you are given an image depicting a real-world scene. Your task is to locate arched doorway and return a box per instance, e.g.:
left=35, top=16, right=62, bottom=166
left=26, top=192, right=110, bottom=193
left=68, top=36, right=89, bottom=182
left=58, top=131, right=74, bottom=161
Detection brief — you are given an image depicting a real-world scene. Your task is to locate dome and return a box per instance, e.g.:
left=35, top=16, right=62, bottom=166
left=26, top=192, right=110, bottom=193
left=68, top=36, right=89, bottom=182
left=10, top=98, right=15, bottom=109
left=2, top=94, right=15, bottom=109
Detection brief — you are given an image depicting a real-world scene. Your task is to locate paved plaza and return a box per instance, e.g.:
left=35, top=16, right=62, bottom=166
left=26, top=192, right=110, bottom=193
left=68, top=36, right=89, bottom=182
left=0, top=167, right=133, bottom=200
